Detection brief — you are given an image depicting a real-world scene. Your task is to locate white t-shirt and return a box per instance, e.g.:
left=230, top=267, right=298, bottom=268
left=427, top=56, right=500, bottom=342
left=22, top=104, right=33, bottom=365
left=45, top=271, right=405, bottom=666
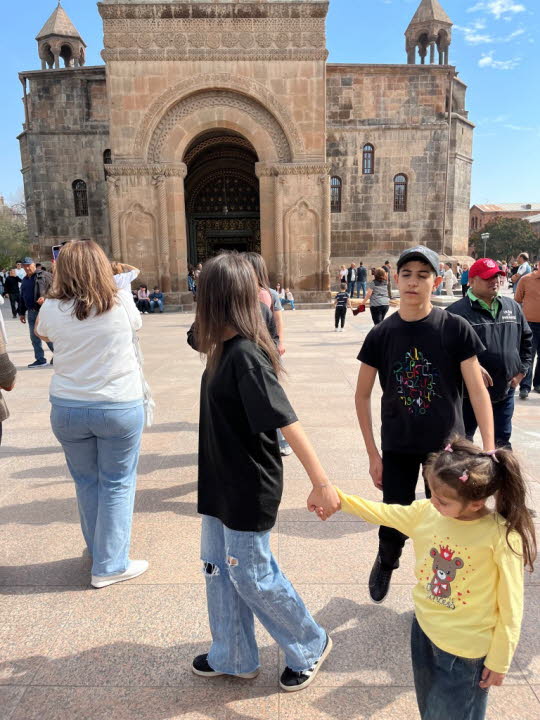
left=114, top=269, right=140, bottom=290
left=37, top=289, right=143, bottom=403
left=15, top=269, right=25, bottom=280
left=517, top=262, right=531, bottom=277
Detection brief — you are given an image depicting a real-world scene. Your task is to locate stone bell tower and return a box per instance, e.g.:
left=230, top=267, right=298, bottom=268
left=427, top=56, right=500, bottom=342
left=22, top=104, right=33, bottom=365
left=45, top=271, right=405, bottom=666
left=405, top=0, right=452, bottom=66
left=36, top=2, right=86, bottom=70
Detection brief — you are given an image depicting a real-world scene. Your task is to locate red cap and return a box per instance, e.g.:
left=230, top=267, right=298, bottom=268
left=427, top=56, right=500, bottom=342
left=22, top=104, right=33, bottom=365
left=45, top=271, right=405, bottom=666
left=468, top=258, right=505, bottom=280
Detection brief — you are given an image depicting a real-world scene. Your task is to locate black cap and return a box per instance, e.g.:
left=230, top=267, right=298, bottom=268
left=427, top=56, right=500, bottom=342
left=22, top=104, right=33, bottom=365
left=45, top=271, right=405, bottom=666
left=396, top=245, right=440, bottom=275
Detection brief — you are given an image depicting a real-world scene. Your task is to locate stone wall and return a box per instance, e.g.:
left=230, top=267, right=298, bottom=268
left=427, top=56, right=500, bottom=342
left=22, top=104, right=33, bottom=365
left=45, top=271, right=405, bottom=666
left=18, top=67, right=110, bottom=258
left=326, top=64, right=471, bottom=265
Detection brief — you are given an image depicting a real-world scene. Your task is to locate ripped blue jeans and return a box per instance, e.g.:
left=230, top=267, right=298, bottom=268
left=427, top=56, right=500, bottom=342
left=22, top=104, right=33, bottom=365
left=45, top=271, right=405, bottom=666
left=201, top=514, right=326, bottom=675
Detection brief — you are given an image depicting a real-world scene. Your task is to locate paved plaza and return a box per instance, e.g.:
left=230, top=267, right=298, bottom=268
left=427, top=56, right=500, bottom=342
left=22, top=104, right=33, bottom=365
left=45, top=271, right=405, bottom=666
left=1, top=304, right=539, bottom=720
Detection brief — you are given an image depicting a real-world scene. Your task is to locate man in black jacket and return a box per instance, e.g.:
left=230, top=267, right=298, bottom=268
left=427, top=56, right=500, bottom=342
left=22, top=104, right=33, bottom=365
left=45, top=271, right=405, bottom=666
left=447, top=257, right=532, bottom=449
left=18, top=257, right=54, bottom=368
left=3, top=270, right=21, bottom=318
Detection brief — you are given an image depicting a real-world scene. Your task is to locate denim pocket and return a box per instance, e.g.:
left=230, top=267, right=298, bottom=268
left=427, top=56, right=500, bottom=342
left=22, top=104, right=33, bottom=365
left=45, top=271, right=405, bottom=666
left=50, top=405, right=71, bottom=432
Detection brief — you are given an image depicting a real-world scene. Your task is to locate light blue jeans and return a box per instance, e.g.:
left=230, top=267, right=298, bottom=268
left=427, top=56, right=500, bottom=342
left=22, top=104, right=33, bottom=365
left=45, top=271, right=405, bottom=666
left=51, top=403, right=144, bottom=577
left=201, top=514, right=326, bottom=674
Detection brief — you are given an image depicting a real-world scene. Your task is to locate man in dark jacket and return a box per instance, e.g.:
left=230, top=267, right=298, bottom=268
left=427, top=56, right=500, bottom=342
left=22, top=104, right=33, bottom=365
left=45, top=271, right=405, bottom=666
left=18, top=257, right=54, bottom=368
left=3, top=270, right=21, bottom=318
left=447, top=257, right=532, bottom=448
left=346, top=263, right=357, bottom=297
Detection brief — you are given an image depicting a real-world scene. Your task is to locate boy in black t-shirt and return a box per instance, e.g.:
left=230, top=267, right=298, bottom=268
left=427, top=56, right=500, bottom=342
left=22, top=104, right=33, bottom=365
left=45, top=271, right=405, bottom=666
left=355, top=246, right=495, bottom=603
left=334, top=283, right=351, bottom=332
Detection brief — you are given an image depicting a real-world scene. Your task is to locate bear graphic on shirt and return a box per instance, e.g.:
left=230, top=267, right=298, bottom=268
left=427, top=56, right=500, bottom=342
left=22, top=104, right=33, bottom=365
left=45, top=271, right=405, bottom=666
left=428, top=545, right=464, bottom=599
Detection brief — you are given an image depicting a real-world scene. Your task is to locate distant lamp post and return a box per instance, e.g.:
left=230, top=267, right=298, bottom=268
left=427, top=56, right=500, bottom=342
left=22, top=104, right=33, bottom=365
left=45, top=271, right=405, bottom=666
left=481, top=232, right=490, bottom=258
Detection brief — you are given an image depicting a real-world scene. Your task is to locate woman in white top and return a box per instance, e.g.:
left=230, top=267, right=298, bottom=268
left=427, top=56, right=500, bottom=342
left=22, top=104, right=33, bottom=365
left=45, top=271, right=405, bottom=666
left=36, top=241, right=147, bottom=588
left=444, top=262, right=456, bottom=296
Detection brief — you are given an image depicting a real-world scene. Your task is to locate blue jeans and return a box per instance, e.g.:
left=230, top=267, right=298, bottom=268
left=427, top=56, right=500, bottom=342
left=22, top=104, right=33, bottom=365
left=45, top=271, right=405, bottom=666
left=411, top=617, right=488, bottom=720
left=150, top=299, right=164, bottom=313
left=201, top=515, right=326, bottom=674
left=347, top=281, right=355, bottom=296
left=282, top=299, right=295, bottom=310
left=28, top=308, right=53, bottom=362
left=521, top=321, right=540, bottom=392
left=51, top=404, right=144, bottom=577
left=357, top=281, right=367, bottom=298
left=463, top=385, right=514, bottom=449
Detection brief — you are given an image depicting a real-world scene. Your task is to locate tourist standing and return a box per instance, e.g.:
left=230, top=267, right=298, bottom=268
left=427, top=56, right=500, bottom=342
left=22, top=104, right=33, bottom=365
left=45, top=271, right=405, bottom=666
left=447, top=258, right=531, bottom=447
left=347, top=262, right=357, bottom=297
left=358, top=268, right=390, bottom=325
left=357, top=262, right=368, bottom=299
left=112, top=262, right=140, bottom=291
left=511, top=253, right=531, bottom=292
left=460, top=263, right=469, bottom=297
left=382, top=260, right=393, bottom=297
left=329, top=438, right=535, bottom=720
left=191, top=253, right=336, bottom=691
left=515, top=264, right=540, bottom=397
left=35, top=240, right=147, bottom=588
left=339, top=264, right=348, bottom=286
left=4, top=269, right=22, bottom=318
left=15, top=262, right=25, bottom=281
left=355, top=245, right=494, bottom=603
left=0, top=318, right=16, bottom=446
left=443, top=262, right=456, bottom=296
left=334, top=283, right=351, bottom=332
left=18, top=257, right=54, bottom=368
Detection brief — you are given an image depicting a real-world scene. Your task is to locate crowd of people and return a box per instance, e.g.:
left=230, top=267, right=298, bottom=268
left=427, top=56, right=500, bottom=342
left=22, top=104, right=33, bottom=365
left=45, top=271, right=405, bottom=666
left=0, top=241, right=539, bottom=720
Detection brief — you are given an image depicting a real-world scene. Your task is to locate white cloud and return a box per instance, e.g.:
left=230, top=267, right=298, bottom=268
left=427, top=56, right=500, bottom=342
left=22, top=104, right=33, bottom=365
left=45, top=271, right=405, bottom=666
left=478, top=51, right=521, bottom=69
left=455, top=22, right=526, bottom=45
left=468, top=1, right=526, bottom=20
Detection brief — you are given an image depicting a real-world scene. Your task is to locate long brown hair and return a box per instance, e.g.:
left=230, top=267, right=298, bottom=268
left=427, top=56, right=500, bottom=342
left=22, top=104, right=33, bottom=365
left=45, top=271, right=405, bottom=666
left=48, top=240, right=117, bottom=321
left=195, top=252, right=282, bottom=378
left=426, top=437, right=537, bottom=570
left=243, top=251, right=270, bottom=292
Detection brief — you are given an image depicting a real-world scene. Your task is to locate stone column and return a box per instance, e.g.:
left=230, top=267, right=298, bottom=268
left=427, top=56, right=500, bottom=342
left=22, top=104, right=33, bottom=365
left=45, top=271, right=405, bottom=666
left=429, top=41, right=436, bottom=65
left=167, top=164, right=188, bottom=292
left=274, top=175, right=285, bottom=283
left=319, top=174, right=331, bottom=291
left=107, top=176, right=121, bottom=260
left=153, top=174, right=171, bottom=292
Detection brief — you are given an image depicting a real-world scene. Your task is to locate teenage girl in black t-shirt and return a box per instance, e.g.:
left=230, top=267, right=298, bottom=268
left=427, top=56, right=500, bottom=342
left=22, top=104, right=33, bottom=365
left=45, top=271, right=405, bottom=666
left=191, top=253, right=340, bottom=692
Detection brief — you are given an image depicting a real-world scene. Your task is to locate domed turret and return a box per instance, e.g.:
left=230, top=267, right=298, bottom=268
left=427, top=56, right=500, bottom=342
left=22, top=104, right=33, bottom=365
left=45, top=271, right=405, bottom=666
left=405, top=0, right=453, bottom=66
left=36, top=2, right=86, bottom=70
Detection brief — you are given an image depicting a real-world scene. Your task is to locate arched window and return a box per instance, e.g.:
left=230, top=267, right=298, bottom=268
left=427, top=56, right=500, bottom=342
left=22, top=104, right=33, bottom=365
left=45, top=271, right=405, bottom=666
left=330, top=176, right=342, bottom=213
left=362, top=144, right=375, bottom=175
left=72, top=180, right=88, bottom=217
left=393, top=174, right=407, bottom=212
left=103, top=150, right=112, bottom=179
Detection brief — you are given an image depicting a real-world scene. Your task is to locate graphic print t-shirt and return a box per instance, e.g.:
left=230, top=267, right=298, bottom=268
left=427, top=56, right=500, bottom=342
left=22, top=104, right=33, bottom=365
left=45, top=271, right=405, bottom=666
left=358, top=308, right=484, bottom=453
left=198, top=336, right=297, bottom=532
left=336, top=493, right=523, bottom=674
left=335, top=292, right=349, bottom=308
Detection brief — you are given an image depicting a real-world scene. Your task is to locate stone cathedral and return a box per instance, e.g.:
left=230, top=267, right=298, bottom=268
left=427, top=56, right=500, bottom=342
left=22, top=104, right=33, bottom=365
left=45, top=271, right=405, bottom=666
left=18, top=0, right=473, bottom=299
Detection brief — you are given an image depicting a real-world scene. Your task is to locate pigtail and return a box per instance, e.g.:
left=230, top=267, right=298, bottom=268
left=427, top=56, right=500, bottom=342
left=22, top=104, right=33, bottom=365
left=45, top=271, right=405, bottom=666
left=493, top=448, right=537, bottom=572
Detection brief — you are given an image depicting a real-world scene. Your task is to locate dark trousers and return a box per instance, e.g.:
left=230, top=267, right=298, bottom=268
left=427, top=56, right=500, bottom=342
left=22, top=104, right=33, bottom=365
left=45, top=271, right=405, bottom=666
left=521, top=321, right=540, bottom=392
left=463, top=387, right=514, bottom=449
left=411, top=617, right=488, bottom=720
left=379, top=451, right=430, bottom=570
left=8, top=293, right=19, bottom=317
left=461, top=285, right=468, bottom=297
left=370, top=305, right=389, bottom=325
left=347, top=281, right=355, bottom=296
left=335, top=306, right=346, bottom=328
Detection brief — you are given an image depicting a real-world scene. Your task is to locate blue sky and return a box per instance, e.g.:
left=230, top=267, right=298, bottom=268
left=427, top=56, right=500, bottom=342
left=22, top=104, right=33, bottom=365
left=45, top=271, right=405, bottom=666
left=1, top=0, right=539, bottom=205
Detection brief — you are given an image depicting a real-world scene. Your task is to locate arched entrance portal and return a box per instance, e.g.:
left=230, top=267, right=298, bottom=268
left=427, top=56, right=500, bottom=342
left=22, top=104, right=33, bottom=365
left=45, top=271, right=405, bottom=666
left=184, top=131, right=260, bottom=265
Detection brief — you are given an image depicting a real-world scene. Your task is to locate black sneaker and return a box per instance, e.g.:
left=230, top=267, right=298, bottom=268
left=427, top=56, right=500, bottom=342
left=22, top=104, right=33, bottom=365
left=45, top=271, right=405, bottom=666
left=279, top=633, right=333, bottom=692
left=191, top=654, right=259, bottom=679
left=28, top=359, right=47, bottom=368
left=369, top=555, right=393, bottom=604
left=519, top=389, right=529, bottom=400
left=534, top=385, right=540, bottom=393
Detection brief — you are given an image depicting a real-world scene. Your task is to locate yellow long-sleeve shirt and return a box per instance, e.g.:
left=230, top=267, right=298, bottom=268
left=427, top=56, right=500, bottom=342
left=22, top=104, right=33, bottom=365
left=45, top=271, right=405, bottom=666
left=336, top=490, right=524, bottom=673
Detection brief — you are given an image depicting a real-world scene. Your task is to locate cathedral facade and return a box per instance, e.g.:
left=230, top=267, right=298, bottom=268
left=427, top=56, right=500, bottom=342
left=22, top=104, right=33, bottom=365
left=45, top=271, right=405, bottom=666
left=18, top=0, right=474, bottom=298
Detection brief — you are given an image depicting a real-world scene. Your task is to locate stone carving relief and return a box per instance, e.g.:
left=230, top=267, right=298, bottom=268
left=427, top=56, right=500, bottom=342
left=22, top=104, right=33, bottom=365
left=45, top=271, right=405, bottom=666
left=133, top=74, right=304, bottom=162
left=120, top=203, right=158, bottom=282
left=99, top=4, right=328, bottom=21
left=284, top=198, right=322, bottom=289
left=184, top=135, right=255, bottom=165
left=147, top=90, right=292, bottom=164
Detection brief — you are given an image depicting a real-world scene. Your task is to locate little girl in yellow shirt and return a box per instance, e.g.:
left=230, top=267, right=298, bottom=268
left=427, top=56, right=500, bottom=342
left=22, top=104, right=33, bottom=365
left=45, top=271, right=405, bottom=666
left=323, top=438, right=536, bottom=720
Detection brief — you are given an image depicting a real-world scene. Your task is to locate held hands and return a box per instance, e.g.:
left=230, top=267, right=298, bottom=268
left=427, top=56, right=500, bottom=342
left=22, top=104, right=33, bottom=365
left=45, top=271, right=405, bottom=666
left=307, top=484, right=341, bottom=521
left=479, top=667, right=505, bottom=689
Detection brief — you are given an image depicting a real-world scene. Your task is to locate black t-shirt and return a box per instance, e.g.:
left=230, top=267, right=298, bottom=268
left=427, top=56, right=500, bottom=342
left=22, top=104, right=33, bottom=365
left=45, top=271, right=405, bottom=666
left=198, top=336, right=297, bottom=532
left=358, top=308, right=485, bottom=454
left=335, top=292, right=349, bottom=308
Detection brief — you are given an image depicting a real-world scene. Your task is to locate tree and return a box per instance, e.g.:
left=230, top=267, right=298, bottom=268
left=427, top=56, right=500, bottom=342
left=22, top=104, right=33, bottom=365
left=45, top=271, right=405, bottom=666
left=0, top=199, right=30, bottom=269
left=470, top=218, right=539, bottom=263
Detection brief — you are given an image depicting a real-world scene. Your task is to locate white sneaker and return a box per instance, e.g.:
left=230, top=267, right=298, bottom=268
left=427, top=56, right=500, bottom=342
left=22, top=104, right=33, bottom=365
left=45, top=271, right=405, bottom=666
left=91, top=559, right=149, bottom=588
left=334, top=328, right=339, bottom=332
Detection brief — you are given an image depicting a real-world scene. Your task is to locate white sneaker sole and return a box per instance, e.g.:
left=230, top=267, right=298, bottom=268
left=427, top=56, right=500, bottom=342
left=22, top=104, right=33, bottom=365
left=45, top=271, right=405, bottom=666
left=280, top=634, right=333, bottom=692
left=91, top=562, right=148, bottom=588
left=191, top=666, right=260, bottom=680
